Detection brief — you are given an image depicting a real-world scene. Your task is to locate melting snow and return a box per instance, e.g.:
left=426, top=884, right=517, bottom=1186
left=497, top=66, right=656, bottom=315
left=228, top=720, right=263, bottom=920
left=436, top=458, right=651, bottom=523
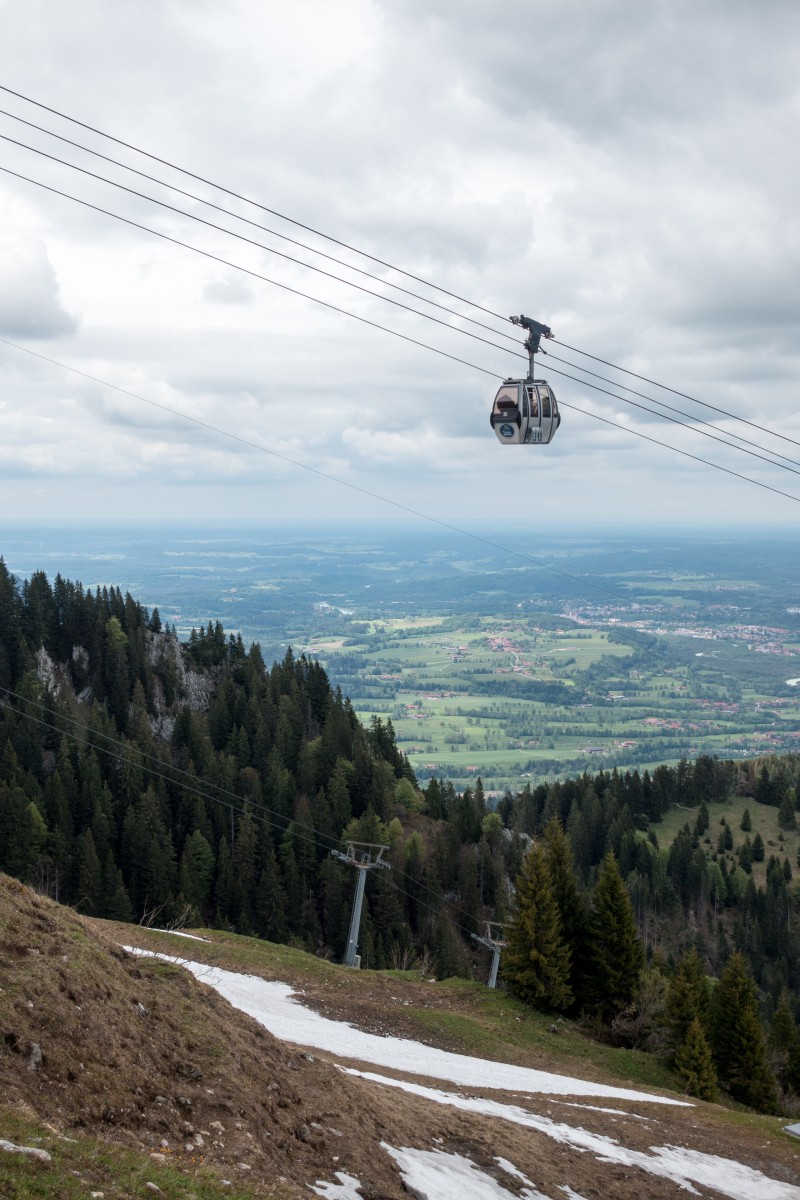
left=124, top=948, right=800, bottom=1199
left=385, top=1146, right=553, bottom=1199
left=149, top=929, right=209, bottom=942
left=349, top=1071, right=800, bottom=1200
left=124, top=950, right=684, bottom=1104
left=309, top=1170, right=363, bottom=1198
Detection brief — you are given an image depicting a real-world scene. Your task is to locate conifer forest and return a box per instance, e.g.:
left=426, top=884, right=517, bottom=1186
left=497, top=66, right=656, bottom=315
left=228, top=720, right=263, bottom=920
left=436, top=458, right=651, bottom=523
left=3, top=560, right=800, bottom=1115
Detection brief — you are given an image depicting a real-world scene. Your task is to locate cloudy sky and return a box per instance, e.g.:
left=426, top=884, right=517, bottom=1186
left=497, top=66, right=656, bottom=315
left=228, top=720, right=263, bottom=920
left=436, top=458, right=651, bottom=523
left=1, top=0, right=799, bottom=533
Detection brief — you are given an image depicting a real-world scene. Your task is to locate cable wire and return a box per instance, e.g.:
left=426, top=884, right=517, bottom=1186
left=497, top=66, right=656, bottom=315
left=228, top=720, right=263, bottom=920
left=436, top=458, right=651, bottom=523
left=4, top=82, right=798, bottom=463
left=537, top=356, right=800, bottom=481
left=3, top=162, right=800, bottom=503
left=0, top=83, right=512, bottom=325
left=0, top=684, right=488, bottom=943
left=4, top=141, right=800, bottom=484
left=0, top=132, right=527, bottom=363
left=545, top=348, right=800, bottom=472
left=553, top=337, right=800, bottom=454
left=0, top=163, right=506, bottom=381
left=0, top=105, right=522, bottom=349
left=0, top=334, right=637, bottom=603
left=6, top=332, right=800, bottom=622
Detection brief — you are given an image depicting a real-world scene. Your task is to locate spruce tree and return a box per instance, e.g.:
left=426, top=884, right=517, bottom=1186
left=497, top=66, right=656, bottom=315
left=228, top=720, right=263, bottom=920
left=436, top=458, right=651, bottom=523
left=694, top=802, right=709, bottom=838
left=586, top=851, right=644, bottom=1020
left=256, top=844, right=288, bottom=943
left=106, top=868, right=134, bottom=922
left=778, top=790, right=797, bottom=831
left=769, top=994, right=799, bottom=1096
left=504, top=842, right=572, bottom=1012
left=179, top=830, right=215, bottom=916
left=711, top=951, right=776, bottom=1111
left=542, top=816, right=589, bottom=1009
left=665, top=947, right=711, bottom=1052
left=75, top=828, right=104, bottom=914
left=674, top=1017, right=717, bottom=1101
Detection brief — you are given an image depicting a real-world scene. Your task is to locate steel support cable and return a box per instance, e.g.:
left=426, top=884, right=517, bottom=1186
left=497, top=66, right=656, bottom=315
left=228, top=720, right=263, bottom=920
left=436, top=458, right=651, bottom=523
left=3, top=158, right=799, bottom=489
left=3, top=173, right=800, bottom=507
left=0, top=686, right=487, bottom=943
left=0, top=134, right=527, bottom=364
left=552, top=337, right=800, bottom=454
left=0, top=334, right=639, bottom=604
left=544, top=349, right=800, bottom=472
left=3, top=85, right=795, bottom=459
left=4, top=123, right=796, bottom=477
left=0, top=82, right=511, bottom=326
left=0, top=684, right=337, bottom=854
left=539, top=355, right=800, bottom=481
left=0, top=107, right=521, bottom=349
left=7, top=327, right=800, bottom=608
left=0, top=164, right=506, bottom=385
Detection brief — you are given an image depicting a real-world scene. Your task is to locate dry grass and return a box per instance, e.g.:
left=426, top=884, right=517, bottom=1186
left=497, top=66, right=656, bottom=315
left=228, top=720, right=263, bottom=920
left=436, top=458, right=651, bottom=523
left=4, top=875, right=800, bottom=1199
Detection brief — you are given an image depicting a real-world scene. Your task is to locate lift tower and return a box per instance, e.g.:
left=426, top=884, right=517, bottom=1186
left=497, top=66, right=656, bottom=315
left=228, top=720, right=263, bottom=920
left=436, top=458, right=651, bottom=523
left=471, top=920, right=508, bottom=989
left=331, top=841, right=390, bottom=968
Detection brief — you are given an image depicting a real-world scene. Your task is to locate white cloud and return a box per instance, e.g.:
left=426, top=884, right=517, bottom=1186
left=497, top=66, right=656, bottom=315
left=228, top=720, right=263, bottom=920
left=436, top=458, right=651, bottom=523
left=0, top=235, right=78, bottom=337
left=0, top=0, right=798, bottom=527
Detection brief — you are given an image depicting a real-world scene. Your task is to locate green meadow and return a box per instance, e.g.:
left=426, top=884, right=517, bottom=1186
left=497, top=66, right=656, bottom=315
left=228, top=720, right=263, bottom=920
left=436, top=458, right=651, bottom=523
left=313, top=612, right=800, bottom=790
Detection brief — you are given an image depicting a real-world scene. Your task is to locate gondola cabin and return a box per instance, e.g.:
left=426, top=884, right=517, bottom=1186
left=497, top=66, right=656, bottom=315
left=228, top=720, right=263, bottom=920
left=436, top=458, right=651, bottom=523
left=490, top=379, right=560, bottom=445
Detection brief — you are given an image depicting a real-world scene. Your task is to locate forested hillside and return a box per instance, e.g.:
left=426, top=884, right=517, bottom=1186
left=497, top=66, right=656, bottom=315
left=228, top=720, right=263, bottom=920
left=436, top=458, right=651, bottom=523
left=0, top=563, right=430, bottom=967
left=3, top=561, right=800, bottom=1114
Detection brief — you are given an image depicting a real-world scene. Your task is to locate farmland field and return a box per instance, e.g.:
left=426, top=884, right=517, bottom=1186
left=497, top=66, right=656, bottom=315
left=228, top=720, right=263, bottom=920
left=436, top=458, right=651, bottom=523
left=2, top=522, right=800, bottom=791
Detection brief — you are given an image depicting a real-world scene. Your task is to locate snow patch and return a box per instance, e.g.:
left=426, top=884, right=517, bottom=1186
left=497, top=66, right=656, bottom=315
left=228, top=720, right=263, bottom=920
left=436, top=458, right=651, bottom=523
left=124, top=950, right=685, bottom=1105
left=124, top=949, right=800, bottom=1199
left=149, top=929, right=209, bottom=942
left=384, top=1146, right=552, bottom=1200
left=351, top=1072, right=800, bottom=1200
left=309, top=1170, right=363, bottom=1198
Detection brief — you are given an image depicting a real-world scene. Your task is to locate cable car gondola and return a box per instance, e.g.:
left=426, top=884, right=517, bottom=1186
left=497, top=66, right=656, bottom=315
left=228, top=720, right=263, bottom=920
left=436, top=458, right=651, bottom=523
left=490, top=315, right=560, bottom=446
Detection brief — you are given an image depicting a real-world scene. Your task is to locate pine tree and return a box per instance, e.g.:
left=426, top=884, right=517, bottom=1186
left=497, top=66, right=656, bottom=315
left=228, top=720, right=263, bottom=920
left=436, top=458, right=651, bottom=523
left=586, top=851, right=644, bottom=1020
left=504, top=842, right=572, bottom=1012
left=711, top=951, right=776, bottom=1111
left=674, top=1017, right=717, bottom=1101
left=740, top=808, right=752, bottom=832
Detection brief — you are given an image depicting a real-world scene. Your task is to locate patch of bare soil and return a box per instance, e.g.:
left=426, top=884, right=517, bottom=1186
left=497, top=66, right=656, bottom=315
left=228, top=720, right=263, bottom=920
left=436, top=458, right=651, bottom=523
left=1, top=875, right=433, bottom=1198
left=5, top=879, right=800, bottom=1200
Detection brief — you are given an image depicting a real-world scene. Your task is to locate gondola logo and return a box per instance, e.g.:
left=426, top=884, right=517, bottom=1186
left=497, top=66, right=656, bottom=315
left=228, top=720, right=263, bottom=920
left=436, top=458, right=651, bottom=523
left=499, top=423, right=515, bottom=438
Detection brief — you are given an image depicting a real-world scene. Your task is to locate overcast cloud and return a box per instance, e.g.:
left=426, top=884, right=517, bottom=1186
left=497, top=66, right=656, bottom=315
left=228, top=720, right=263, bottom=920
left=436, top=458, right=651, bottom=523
left=0, top=0, right=799, bottom=531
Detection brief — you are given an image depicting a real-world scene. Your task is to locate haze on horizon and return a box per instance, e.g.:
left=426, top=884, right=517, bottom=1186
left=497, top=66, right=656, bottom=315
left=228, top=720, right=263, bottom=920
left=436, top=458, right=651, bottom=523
left=1, top=1, right=799, bottom=534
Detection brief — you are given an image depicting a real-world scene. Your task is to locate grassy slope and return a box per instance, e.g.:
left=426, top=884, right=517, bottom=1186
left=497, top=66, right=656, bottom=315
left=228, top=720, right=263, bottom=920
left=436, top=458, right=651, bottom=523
left=4, top=876, right=800, bottom=1199
left=0, top=876, right=414, bottom=1200
left=113, top=924, right=679, bottom=1094
left=653, top=793, right=799, bottom=888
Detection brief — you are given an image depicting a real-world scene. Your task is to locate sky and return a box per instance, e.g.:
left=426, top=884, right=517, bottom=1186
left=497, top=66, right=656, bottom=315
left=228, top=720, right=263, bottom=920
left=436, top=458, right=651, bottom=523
left=1, top=0, right=799, bottom=534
